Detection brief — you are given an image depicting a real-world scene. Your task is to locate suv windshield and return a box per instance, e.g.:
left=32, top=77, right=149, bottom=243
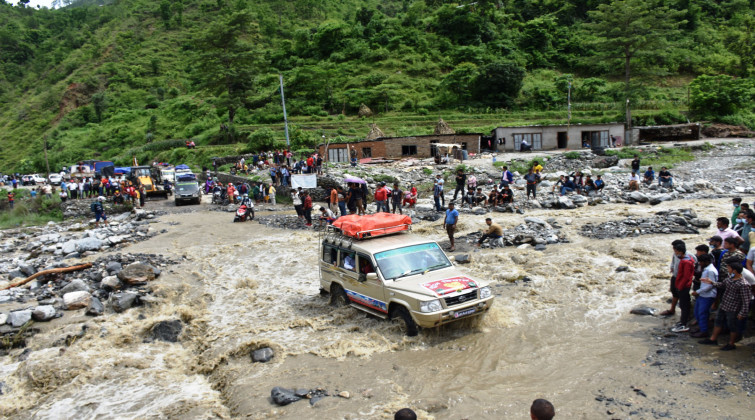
left=375, top=242, right=452, bottom=280
left=176, top=183, right=199, bottom=193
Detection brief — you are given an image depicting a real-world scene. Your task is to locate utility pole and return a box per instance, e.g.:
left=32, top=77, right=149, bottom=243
left=567, top=81, right=572, bottom=139
left=43, top=136, right=50, bottom=178
left=279, top=74, right=290, bottom=147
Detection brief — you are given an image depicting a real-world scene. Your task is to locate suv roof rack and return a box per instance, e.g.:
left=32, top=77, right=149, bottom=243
left=328, top=214, right=412, bottom=240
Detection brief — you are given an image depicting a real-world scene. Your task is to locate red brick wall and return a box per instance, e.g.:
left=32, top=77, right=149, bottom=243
left=318, top=134, right=481, bottom=161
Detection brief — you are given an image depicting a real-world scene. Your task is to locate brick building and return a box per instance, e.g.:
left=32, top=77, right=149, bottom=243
left=318, top=133, right=482, bottom=162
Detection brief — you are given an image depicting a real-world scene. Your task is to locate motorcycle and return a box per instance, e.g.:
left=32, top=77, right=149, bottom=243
left=233, top=202, right=254, bottom=222
left=212, top=190, right=229, bottom=205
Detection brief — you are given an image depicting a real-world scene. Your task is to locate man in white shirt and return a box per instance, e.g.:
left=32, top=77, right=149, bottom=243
left=628, top=171, right=640, bottom=191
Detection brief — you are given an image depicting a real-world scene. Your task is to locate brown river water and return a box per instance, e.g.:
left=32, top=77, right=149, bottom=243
left=1, top=196, right=754, bottom=419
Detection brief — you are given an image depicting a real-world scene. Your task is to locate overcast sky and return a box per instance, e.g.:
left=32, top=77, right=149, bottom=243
left=26, top=0, right=57, bottom=9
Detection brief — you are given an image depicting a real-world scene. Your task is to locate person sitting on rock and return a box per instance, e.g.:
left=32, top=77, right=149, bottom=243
left=560, top=177, right=578, bottom=196
left=318, top=206, right=336, bottom=227
left=628, top=171, right=641, bottom=191
left=477, top=217, right=503, bottom=247
left=472, top=187, right=487, bottom=206
left=571, top=171, right=584, bottom=194
left=487, top=188, right=498, bottom=207
left=594, top=175, right=605, bottom=192
left=658, top=167, right=673, bottom=188
left=643, top=166, right=655, bottom=185
left=500, top=185, right=514, bottom=205
left=583, top=175, right=597, bottom=195
left=552, top=175, right=566, bottom=195
left=113, top=190, right=124, bottom=204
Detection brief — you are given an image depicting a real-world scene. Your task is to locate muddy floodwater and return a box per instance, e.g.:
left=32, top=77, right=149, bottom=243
left=2, top=149, right=755, bottom=419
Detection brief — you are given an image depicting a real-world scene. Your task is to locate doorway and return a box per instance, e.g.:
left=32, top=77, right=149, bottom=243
left=557, top=132, right=567, bottom=149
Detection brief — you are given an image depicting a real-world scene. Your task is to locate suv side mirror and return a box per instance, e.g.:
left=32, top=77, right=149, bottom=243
left=366, top=272, right=377, bottom=281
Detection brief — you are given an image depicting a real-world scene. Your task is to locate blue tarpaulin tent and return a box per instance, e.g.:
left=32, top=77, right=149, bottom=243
left=114, top=167, right=132, bottom=175
left=175, top=164, right=191, bottom=170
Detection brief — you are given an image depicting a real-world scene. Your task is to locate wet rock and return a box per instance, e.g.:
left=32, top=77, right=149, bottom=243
left=60, top=279, right=89, bottom=295
left=111, top=292, right=139, bottom=313
left=337, top=391, right=350, bottom=399
left=63, top=291, right=92, bottom=310
left=252, top=347, right=274, bottom=363
left=75, top=237, right=105, bottom=252
left=534, top=244, right=546, bottom=251
left=524, top=217, right=547, bottom=226
left=629, top=191, right=649, bottom=203
left=32, top=305, right=56, bottom=321
left=558, top=196, right=575, bottom=209
left=7, top=270, right=24, bottom=281
left=105, top=261, right=122, bottom=274
left=150, top=319, right=183, bottom=342
left=454, top=254, right=471, bottom=264
left=615, top=266, right=630, bottom=272
left=271, top=387, right=302, bottom=406
left=18, top=264, right=36, bottom=277
left=101, top=275, right=121, bottom=290
left=592, top=155, right=619, bottom=168
left=86, top=296, right=104, bottom=316
left=7, top=310, right=32, bottom=327
left=689, top=218, right=711, bottom=228
left=117, top=263, right=157, bottom=285
left=630, top=306, right=658, bottom=316
left=0, top=314, right=7, bottom=325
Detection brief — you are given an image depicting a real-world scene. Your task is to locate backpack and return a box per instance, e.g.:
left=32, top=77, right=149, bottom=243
left=90, top=202, right=100, bottom=212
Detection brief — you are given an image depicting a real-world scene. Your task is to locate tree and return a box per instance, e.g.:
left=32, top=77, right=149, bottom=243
left=473, top=60, right=525, bottom=108
left=92, top=92, right=106, bottom=122
left=584, top=0, right=686, bottom=102
left=194, top=11, right=258, bottom=127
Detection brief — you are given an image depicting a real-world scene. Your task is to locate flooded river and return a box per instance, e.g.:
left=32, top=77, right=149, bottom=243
left=2, top=146, right=755, bottom=419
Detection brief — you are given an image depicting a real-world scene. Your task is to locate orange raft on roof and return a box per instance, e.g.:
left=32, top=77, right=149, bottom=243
left=332, top=213, right=412, bottom=239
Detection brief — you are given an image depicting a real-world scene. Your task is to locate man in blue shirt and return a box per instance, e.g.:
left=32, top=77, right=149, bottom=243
left=500, top=165, right=514, bottom=188
left=444, top=201, right=459, bottom=251
left=643, top=166, right=655, bottom=185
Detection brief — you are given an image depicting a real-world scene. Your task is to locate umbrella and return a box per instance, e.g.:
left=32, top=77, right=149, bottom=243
left=344, top=176, right=366, bottom=184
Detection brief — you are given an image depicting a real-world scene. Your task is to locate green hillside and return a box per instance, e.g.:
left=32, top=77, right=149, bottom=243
left=0, top=0, right=753, bottom=172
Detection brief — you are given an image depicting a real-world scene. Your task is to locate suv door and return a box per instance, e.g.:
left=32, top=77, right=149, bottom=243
left=319, top=243, right=340, bottom=288
left=339, top=252, right=387, bottom=314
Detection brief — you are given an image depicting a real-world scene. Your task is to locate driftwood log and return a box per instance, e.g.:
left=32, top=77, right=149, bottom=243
left=1, top=263, right=93, bottom=291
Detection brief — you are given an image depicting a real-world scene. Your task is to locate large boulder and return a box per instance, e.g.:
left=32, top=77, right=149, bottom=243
left=86, top=296, right=104, bottom=316
left=150, top=319, right=183, bottom=342
left=75, top=237, right=105, bottom=252
left=7, top=310, right=32, bottom=327
left=64, top=291, right=92, bottom=310
left=629, top=191, right=649, bottom=203
left=591, top=155, right=619, bottom=168
left=32, top=305, right=56, bottom=322
left=111, top=292, right=139, bottom=313
left=60, top=279, right=89, bottom=295
left=558, top=196, right=576, bottom=209
left=117, top=263, right=157, bottom=285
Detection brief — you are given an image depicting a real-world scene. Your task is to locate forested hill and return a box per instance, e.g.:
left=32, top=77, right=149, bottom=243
left=0, top=0, right=754, bottom=172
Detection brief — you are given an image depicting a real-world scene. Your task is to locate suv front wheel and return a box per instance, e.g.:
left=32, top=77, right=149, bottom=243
left=390, top=305, right=418, bottom=337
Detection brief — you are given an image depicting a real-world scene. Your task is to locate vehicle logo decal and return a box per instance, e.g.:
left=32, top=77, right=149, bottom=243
left=345, top=289, right=388, bottom=313
left=421, top=277, right=477, bottom=296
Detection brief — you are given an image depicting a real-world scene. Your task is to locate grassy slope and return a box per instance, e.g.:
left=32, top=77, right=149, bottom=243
left=0, top=0, right=693, bottom=174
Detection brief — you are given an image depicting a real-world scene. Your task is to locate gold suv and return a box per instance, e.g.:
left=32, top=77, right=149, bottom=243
left=319, top=225, right=494, bottom=336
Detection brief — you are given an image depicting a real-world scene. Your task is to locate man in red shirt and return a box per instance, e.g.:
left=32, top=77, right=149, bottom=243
left=306, top=155, right=314, bottom=174
left=302, top=190, right=313, bottom=226
left=374, top=182, right=389, bottom=213
left=403, top=184, right=417, bottom=208
left=671, top=242, right=695, bottom=333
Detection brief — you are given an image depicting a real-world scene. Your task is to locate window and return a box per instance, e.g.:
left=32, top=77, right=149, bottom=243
left=322, top=245, right=338, bottom=265
left=461, top=142, right=468, bottom=150
left=513, top=133, right=542, bottom=150
left=402, top=145, right=417, bottom=156
left=358, top=255, right=375, bottom=274
left=362, top=147, right=372, bottom=158
left=328, top=148, right=348, bottom=163
left=581, top=130, right=609, bottom=148
left=430, top=141, right=439, bottom=157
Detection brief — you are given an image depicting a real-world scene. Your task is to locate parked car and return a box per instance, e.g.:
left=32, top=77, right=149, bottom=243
left=31, top=174, right=47, bottom=184
left=48, top=173, right=62, bottom=185
left=21, top=175, right=34, bottom=185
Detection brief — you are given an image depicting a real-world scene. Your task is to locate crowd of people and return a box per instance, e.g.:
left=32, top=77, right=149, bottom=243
left=228, top=150, right=324, bottom=184
left=662, top=197, right=755, bottom=351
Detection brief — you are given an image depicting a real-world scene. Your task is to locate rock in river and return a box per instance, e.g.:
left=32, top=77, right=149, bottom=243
left=252, top=347, right=274, bottom=363
left=86, top=296, right=104, bottom=316
left=271, top=387, right=302, bottom=406
left=7, top=310, right=32, bottom=327
left=111, top=292, right=139, bottom=313
left=150, top=319, right=183, bottom=342
left=630, top=306, right=658, bottom=316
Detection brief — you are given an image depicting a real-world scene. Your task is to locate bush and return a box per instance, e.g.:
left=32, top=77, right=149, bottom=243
left=564, top=151, right=581, bottom=159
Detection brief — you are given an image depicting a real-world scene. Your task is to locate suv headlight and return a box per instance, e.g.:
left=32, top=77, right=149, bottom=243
left=420, top=299, right=442, bottom=313
left=479, top=287, right=491, bottom=299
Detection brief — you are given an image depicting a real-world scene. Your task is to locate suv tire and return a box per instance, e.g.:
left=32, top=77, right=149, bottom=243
left=330, top=283, right=348, bottom=307
left=390, top=305, right=419, bottom=337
